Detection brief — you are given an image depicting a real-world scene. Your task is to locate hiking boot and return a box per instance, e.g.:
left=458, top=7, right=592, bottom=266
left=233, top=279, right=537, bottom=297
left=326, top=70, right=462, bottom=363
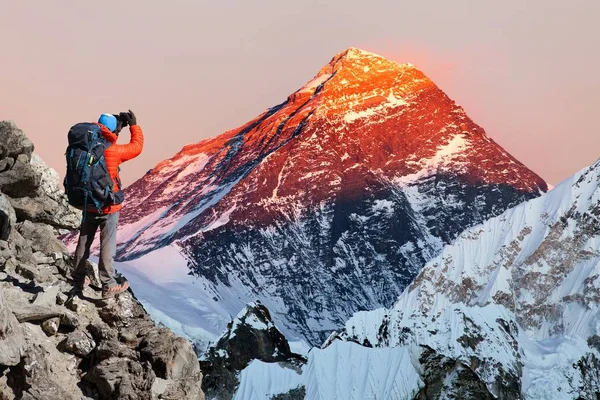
left=102, top=281, right=130, bottom=299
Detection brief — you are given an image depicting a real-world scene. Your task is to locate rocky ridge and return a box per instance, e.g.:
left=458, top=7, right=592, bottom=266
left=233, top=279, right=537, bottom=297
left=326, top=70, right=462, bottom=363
left=200, top=302, right=305, bottom=400
left=0, top=121, right=204, bottom=400
left=228, top=157, right=600, bottom=399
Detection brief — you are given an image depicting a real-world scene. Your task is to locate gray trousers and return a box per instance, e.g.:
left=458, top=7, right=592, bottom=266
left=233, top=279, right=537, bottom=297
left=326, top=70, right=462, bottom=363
left=72, top=212, right=119, bottom=289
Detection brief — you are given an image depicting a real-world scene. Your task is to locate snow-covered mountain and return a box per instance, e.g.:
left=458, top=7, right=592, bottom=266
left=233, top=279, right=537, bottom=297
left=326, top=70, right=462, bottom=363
left=239, top=158, right=600, bottom=399
left=80, top=48, right=547, bottom=346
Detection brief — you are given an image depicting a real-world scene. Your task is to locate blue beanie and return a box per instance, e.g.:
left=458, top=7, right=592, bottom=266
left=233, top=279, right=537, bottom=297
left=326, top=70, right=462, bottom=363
left=98, top=113, right=118, bottom=132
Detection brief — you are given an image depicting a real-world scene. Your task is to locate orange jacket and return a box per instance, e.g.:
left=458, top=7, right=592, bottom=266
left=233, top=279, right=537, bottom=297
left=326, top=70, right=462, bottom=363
left=91, top=123, right=144, bottom=214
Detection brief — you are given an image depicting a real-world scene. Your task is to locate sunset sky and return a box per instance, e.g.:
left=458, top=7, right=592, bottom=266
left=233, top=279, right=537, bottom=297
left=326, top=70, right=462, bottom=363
left=1, top=0, right=598, bottom=186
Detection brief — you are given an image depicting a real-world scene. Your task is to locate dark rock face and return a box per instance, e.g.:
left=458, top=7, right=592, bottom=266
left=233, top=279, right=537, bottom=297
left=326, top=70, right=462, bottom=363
left=201, top=302, right=306, bottom=400
left=271, top=387, right=306, bottom=400
left=184, top=178, right=537, bottom=344
left=416, top=346, right=499, bottom=400
left=0, top=121, right=204, bottom=400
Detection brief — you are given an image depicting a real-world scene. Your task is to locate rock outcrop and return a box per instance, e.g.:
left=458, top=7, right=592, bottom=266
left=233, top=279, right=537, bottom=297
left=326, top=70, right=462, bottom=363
left=201, top=302, right=305, bottom=400
left=0, top=121, right=204, bottom=400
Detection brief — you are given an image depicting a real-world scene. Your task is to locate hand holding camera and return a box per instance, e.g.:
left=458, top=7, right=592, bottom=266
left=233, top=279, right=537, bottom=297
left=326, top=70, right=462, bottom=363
left=115, top=110, right=137, bottom=127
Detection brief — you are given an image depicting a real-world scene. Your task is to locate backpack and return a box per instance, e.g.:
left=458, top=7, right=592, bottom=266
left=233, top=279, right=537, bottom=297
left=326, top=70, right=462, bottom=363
left=64, top=123, right=124, bottom=213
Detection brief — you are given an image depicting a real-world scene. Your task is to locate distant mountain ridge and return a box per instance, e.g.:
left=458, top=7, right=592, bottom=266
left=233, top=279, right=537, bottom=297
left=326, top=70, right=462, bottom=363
left=94, top=48, right=547, bottom=345
left=262, top=156, right=600, bottom=399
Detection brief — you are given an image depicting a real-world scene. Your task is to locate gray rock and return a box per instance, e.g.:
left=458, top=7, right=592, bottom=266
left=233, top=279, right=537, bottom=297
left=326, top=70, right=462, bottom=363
left=31, top=251, right=55, bottom=265
left=84, top=358, right=155, bottom=400
left=2, top=256, right=18, bottom=275
left=139, top=328, right=201, bottom=380
left=65, top=296, right=86, bottom=313
left=0, top=121, right=205, bottom=399
left=0, top=121, right=34, bottom=161
left=29, top=154, right=81, bottom=230
left=87, top=321, right=117, bottom=342
left=0, top=194, right=16, bottom=240
left=95, top=339, right=138, bottom=361
left=8, top=154, right=81, bottom=230
left=0, top=154, right=41, bottom=198
left=12, top=342, right=77, bottom=400
left=16, top=221, right=67, bottom=254
left=0, top=291, right=24, bottom=366
left=59, top=311, right=80, bottom=330
left=41, top=317, right=60, bottom=336
left=151, top=378, right=169, bottom=397
left=7, top=229, right=32, bottom=263
left=98, top=292, right=146, bottom=327
left=0, top=156, right=15, bottom=173
left=56, top=292, right=68, bottom=306
left=11, top=304, right=62, bottom=323
left=0, top=370, right=16, bottom=400
left=63, top=330, right=96, bottom=357
left=15, top=262, right=56, bottom=284
left=160, top=377, right=205, bottom=400
left=32, top=285, right=60, bottom=307
left=119, top=330, right=138, bottom=345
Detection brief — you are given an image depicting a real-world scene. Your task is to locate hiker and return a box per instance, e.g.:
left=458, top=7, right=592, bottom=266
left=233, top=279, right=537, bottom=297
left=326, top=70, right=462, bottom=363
left=67, top=111, right=144, bottom=298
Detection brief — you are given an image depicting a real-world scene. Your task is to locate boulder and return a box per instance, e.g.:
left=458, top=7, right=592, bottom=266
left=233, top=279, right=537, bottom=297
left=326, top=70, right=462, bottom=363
left=0, top=194, right=16, bottom=241
left=160, top=377, right=206, bottom=400
left=32, top=285, right=60, bottom=307
left=63, top=330, right=96, bottom=357
left=59, top=311, right=80, bottom=330
left=0, top=154, right=41, bottom=198
left=15, top=262, right=56, bottom=284
left=0, top=291, right=24, bottom=366
left=8, top=154, right=81, bottom=230
left=139, top=328, right=201, bottom=380
left=11, top=305, right=62, bottom=323
left=16, top=221, right=67, bottom=254
left=12, top=342, right=77, bottom=400
left=84, top=358, right=155, bottom=400
left=41, top=317, right=60, bottom=336
left=98, top=292, right=146, bottom=327
left=0, top=121, right=34, bottom=161
left=95, top=338, right=138, bottom=361
left=87, top=320, right=117, bottom=342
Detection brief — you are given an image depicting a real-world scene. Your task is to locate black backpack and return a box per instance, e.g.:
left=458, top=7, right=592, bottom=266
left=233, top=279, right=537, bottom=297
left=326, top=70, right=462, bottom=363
left=64, top=123, right=123, bottom=213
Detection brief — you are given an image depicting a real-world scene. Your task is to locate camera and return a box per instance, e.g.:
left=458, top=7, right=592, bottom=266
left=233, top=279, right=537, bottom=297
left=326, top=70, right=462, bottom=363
left=118, top=112, right=130, bottom=127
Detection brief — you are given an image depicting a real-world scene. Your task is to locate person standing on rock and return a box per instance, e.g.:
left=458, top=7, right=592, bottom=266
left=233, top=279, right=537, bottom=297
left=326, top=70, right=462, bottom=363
left=70, top=111, right=144, bottom=298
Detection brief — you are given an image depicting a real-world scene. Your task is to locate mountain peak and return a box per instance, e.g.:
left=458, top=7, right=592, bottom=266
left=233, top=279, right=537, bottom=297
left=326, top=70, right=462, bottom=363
left=293, top=47, right=433, bottom=112
left=109, top=43, right=548, bottom=347
left=322, top=47, right=418, bottom=77
left=332, top=47, right=412, bottom=68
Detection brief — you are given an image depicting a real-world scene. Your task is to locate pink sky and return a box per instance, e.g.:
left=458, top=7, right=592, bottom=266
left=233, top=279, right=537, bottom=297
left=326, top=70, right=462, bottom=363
left=1, top=1, right=598, bottom=186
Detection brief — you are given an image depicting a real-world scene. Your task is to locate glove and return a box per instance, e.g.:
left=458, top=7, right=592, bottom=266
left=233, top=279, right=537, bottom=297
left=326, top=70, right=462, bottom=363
left=127, top=109, right=137, bottom=126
